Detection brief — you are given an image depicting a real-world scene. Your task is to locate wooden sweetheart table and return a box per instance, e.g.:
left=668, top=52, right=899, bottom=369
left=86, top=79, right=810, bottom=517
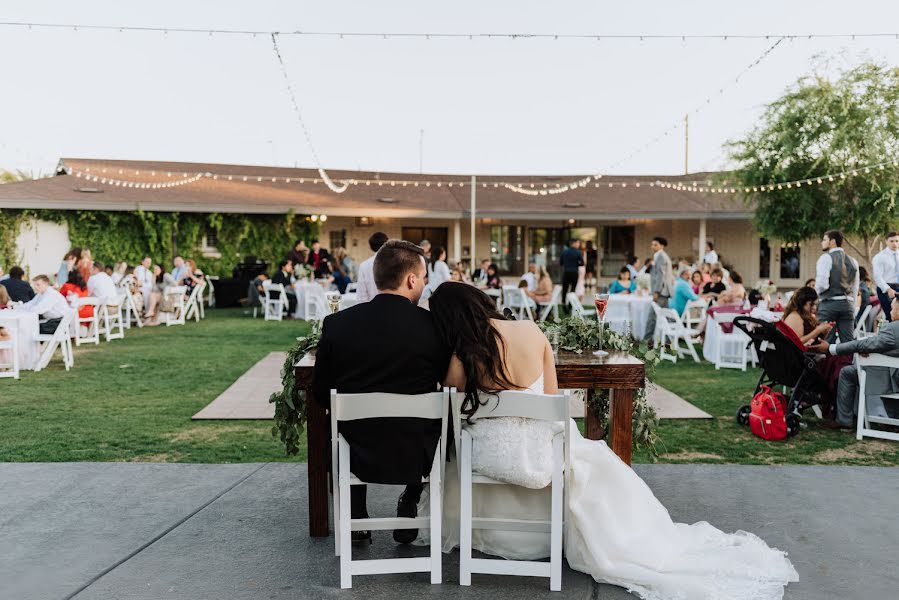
left=295, top=350, right=645, bottom=537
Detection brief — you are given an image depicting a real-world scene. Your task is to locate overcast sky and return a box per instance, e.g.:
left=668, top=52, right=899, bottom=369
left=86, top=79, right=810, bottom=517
left=2, top=1, right=899, bottom=177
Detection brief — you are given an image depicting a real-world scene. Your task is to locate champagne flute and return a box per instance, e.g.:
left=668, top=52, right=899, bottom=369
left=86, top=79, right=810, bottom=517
left=593, top=293, right=609, bottom=357
left=326, top=291, right=341, bottom=314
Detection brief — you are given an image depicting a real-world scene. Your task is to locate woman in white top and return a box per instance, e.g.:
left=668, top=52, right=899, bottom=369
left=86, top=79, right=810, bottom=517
left=427, top=246, right=451, bottom=290
left=422, top=282, right=798, bottom=600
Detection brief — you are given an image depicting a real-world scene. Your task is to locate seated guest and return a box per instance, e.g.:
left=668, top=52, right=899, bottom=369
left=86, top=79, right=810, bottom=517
left=77, top=249, right=93, bottom=284
left=485, top=263, right=502, bottom=290
left=702, top=268, right=727, bottom=301
left=450, top=265, right=468, bottom=282
left=810, top=298, right=899, bottom=431
left=0, top=284, right=10, bottom=308
left=327, top=259, right=353, bottom=294
left=59, top=271, right=92, bottom=319
left=671, top=268, right=700, bottom=316
left=335, top=247, right=357, bottom=281
left=609, top=266, right=635, bottom=294
left=170, top=256, right=188, bottom=284
left=804, top=278, right=816, bottom=289
left=427, top=246, right=451, bottom=291
left=286, top=239, right=308, bottom=267
left=270, top=260, right=297, bottom=315
left=134, top=256, right=154, bottom=302
left=23, top=275, right=71, bottom=334
left=712, top=261, right=731, bottom=286
left=111, top=261, right=128, bottom=285
left=87, top=261, right=119, bottom=304
left=520, top=262, right=538, bottom=292
left=717, top=271, right=746, bottom=306
left=700, top=262, right=712, bottom=284
left=782, top=286, right=834, bottom=346
left=526, top=265, right=554, bottom=303
left=144, top=265, right=177, bottom=325
left=690, top=270, right=704, bottom=295
left=246, top=272, right=269, bottom=309
left=57, top=252, right=77, bottom=288
left=472, top=259, right=491, bottom=285
left=4, top=266, right=36, bottom=303
left=182, top=259, right=205, bottom=297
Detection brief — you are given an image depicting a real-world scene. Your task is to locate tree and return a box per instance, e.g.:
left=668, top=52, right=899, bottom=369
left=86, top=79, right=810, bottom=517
left=728, top=62, right=899, bottom=268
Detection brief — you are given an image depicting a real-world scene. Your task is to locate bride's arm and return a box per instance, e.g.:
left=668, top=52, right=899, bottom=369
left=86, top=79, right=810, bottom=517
left=442, top=354, right=467, bottom=390
left=542, top=337, right=559, bottom=394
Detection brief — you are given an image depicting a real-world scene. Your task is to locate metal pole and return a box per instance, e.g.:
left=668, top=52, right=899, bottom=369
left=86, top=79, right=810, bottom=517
left=470, top=175, right=476, bottom=271
left=684, top=114, right=689, bottom=175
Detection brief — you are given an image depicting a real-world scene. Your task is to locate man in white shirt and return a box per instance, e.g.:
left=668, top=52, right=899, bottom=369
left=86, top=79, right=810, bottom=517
left=520, top=262, right=538, bottom=292
left=23, top=274, right=71, bottom=334
left=87, top=261, right=119, bottom=305
left=355, top=232, right=389, bottom=303
left=814, top=229, right=860, bottom=343
left=703, top=242, right=719, bottom=265
left=134, top=255, right=154, bottom=300
left=171, top=255, right=188, bottom=284
left=626, top=255, right=639, bottom=280
left=871, top=231, right=899, bottom=321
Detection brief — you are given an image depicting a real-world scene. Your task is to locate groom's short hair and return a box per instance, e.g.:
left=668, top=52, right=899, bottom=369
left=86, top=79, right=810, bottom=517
left=374, top=240, right=425, bottom=291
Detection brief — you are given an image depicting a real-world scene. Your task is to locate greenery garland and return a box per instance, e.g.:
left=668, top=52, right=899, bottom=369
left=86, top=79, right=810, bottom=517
left=270, top=321, right=321, bottom=456
left=539, top=316, right=662, bottom=460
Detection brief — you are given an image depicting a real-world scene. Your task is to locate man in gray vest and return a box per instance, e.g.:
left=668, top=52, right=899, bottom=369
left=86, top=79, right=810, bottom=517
left=810, top=297, right=899, bottom=430
left=814, top=229, right=859, bottom=344
left=644, top=236, right=675, bottom=340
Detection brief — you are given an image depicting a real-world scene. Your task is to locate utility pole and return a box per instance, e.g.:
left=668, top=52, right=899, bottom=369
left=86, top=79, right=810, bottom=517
left=684, top=114, right=689, bottom=175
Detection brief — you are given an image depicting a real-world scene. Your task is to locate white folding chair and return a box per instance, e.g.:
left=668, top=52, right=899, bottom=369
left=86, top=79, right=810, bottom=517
left=185, top=282, right=206, bottom=322
left=122, top=289, right=145, bottom=329
left=652, top=303, right=700, bottom=363
left=712, top=312, right=749, bottom=371
left=537, top=285, right=562, bottom=321
left=0, top=327, right=20, bottom=379
left=501, top=285, right=534, bottom=320
left=681, top=298, right=708, bottom=330
left=453, top=390, right=571, bottom=592
left=73, top=297, right=102, bottom=346
left=163, top=285, right=188, bottom=326
left=263, top=282, right=286, bottom=321
left=204, top=276, right=217, bottom=312
left=484, top=288, right=502, bottom=310
left=855, top=354, right=899, bottom=442
left=330, top=388, right=450, bottom=589
left=34, top=311, right=75, bottom=371
left=602, top=294, right=632, bottom=336
left=101, top=300, right=125, bottom=341
left=566, top=292, right=596, bottom=320
left=305, top=284, right=328, bottom=321
left=854, top=305, right=875, bottom=339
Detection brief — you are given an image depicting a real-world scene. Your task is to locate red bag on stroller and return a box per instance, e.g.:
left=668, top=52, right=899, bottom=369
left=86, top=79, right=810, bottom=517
left=749, top=385, right=788, bottom=441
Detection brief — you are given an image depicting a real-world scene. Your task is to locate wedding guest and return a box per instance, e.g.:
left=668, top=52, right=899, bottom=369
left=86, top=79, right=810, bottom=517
left=703, top=241, right=719, bottom=265
left=609, top=266, right=635, bottom=294
left=134, top=256, right=154, bottom=301
left=427, top=246, right=451, bottom=290
left=560, top=239, right=584, bottom=304
left=0, top=284, right=11, bottom=308
left=171, top=255, right=188, bottom=284
left=57, top=252, right=77, bottom=288
left=59, top=270, right=92, bottom=319
left=585, top=240, right=598, bottom=287
left=814, top=229, right=859, bottom=343
left=0, top=266, right=6, bottom=282
left=804, top=278, right=816, bottom=288
left=335, top=247, right=357, bottom=281
left=355, top=232, right=389, bottom=303
left=87, top=261, right=118, bottom=304
left=270, top=260, right=297, bottom=315
left=856, top=266, right=873, bottom=326
left=718, top=271, right=747, bottom=306
left=76, top=249, right=93, bottom=283
left=450, top=265, right=467, bottom=282
left=782, top=286, right=834, bottom=346
left=110, top=261, right=128, bottom=285
left=638, top=257, right=654, bottom=276
left=700, top=262, right=712, bottom=284
left=690, top=270, right=704, bottom=295
left=182, top=259, right=205, bottom=297
left=520, top=262, right=538, bottom=292
left=526, top=265, right=554, bottom=303
left=485, top=263, right=502, bottom=290
left=143, top=265, right=177, bottom=325
left=313, top=240, right=451, bottom=545
left=702, top=268, right=726, bottom=301
left=472, top=259, right=491, bottom=285
left=871, top=231, right=899, bottom=321
left=671, top=268, right=700, bottom=316
left=247, top=272, right=269, bottom=309
left=286, top=239, right=308, bottom=267
left=649, top=237, right=674, bottom=307
left=626, top=255, right=640, bottom=280
left=23, top=275, right=71, bottom=334
left=305, top=240, right=331, bottom=278
left=419, top=239, right=432, bottom=262
left=327, top=259, right=352, bottom=294
left=3, top=266, right=35, bottom=302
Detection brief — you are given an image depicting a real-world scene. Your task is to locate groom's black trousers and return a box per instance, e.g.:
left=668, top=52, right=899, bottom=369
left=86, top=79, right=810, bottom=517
left=351, top=484, right=423, bottom=518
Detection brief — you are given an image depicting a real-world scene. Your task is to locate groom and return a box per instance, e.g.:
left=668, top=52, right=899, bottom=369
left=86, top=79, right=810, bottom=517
left=313, top=240, right=452, bottom=545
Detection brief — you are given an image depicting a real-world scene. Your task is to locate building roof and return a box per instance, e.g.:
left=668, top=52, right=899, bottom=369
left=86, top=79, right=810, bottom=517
left=0, top=158, right=751, bottom=220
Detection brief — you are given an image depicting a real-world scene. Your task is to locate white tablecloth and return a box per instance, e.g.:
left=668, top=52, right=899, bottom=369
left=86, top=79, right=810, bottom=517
left=0, top=310, right=39, bottom=370
left=604, top=294, right=653, bottom=340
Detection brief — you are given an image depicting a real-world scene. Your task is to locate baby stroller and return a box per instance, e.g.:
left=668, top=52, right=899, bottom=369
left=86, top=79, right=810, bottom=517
left=732, top=316, right=830, bottom=437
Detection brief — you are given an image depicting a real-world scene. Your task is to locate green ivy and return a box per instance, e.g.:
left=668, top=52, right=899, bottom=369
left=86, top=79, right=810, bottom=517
left=270, top=322, right=321, bottom=456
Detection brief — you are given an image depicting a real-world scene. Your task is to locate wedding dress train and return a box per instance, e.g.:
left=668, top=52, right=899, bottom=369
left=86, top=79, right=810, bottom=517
left=418, top=375, right=798, bottom=600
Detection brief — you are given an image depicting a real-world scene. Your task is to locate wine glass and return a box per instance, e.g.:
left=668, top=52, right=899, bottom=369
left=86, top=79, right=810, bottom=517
left=593, top=293, right=609, bottom=357
left=326, top=291, right=341, bottom=314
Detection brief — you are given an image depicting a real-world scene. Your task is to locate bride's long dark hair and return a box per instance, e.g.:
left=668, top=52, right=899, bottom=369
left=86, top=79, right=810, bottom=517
left=428, top=282, right=519, bottom=417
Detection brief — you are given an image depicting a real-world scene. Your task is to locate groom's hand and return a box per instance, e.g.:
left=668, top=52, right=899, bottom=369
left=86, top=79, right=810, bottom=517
left=808, top=340, right=829, bottom=354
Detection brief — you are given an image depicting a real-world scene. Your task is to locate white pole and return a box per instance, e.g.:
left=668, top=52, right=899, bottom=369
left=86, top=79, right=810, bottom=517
left=453, top=220, right=462, bottom=264
left=698, top=218, right=707, bottom=265
left=470, top=175, right=476, bottom=271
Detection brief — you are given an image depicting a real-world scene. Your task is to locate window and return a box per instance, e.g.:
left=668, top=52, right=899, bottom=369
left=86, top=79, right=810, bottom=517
left=201, top=228, right=221, bottom=258
left=489, top=225, right=525, bottom=274
left=759, top=238, right=771, bottom=279
left=329, top=229, right=347, bottom=250
left=600, top=226, right=635, bottom=277
left=780, top=243, right=801, bottom=279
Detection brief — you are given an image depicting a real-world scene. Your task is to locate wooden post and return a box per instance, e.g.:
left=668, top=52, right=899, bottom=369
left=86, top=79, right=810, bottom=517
left=304, top=386, right=330, bottom=537
left=608, top=388, right=635, bottom=465
left=583, top=389, right=605, bottom=440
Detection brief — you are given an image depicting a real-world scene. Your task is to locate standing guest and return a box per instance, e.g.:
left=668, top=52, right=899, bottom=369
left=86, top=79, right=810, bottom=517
left=270, top=260, right=297, bottom=315
left=305, top=240, right=331, bottom=278
left=626, top=255, right=640, bottom=280
left=871, top=232, right=899, bottom=321
left=59, top=271, right=92, bottom=319
left=87, top=261, right=118, bottom=304
left=23, top=275, right=71, bottom=334
left=0, top=284, right=11, bottom=308
left=609, top=266, right=635, bottom=294
left=134, top=256, right=154, bottom=300
left=526, top=265, right=554, bottom=303
left=171, top=256, right=188, bottom=284
left=671, top=268, right=700, bottom=316
left=575, top=241, right=587, bottom=300
left=419, top=239, right=432, bottom=262
left=703, top=242, right=719, bottom=265
left=3, top=266, right=35, bottom=303
left=585, top=241, right=598, bottom=288
left=76, top=249, right=93, bottom=284
left=559, top=239, right=585, bottom=304
left=485, top=263, right=502, bottom=290
left=356, top=232, right=389, bottom=303
left=57, top=252, right=77, bottom=288
left=690, top=270, right=704, bottom=295
left=701, top=268, right=727, bottom=301
left=312, top=240, right=451, bottom=545
left=649, top=237, right=674, bottom=307
left=427, top=246, right=451, bottom=290
left=815, top=229, right=859, bottom=343
left=472, top=259, right=491, bottom=286
left=286, top=240, right=308, bottom=267
left=856, top=266, right=873, bottom=326
left=520, top=262, right=538, bottom=292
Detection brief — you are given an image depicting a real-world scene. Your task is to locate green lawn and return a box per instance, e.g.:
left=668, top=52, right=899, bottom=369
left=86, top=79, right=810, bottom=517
left=2, top=309, right=898, bottom=466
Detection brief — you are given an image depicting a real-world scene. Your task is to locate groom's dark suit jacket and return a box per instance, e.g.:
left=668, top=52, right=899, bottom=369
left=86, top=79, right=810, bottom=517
left=313, top=293, right=452, bottom=484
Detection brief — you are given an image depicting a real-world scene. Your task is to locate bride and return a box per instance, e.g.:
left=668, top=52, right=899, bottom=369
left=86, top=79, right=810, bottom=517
left=421, top=282, right=798, bottom=600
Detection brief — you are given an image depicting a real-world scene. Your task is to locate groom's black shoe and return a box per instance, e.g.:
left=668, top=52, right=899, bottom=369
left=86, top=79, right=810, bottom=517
left=393, top=493, right=418, bottom=544
left=352, top=530, right=372, bottom=545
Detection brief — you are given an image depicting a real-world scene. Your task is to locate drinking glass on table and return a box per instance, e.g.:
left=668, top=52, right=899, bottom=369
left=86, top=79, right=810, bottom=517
left=593, top=293, right=609, bottom=357
left=326, top=291, right=341, bottom=314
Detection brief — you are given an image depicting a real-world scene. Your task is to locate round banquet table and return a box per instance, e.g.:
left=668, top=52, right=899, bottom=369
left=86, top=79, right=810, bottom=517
left=604, top=294, right=653, bottom=340
left=0, top=309, right=39, bottom=370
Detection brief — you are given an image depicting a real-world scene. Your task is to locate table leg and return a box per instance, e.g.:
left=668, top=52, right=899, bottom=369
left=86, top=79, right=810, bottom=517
left=608, top=388, right=634, bottom=465
left=305, top=390, right=330, bottom=537
left=583, top=389, right=605, bottom=440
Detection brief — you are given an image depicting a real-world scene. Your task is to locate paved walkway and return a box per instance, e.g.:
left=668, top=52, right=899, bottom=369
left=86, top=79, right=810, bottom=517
left=3, top=462, right=897, bottom=599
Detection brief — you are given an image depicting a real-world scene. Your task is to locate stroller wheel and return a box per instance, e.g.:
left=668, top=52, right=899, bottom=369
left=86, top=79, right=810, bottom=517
left=786, top=413, right=802, bottom=437
left=736, top=405, right=751, bottom=426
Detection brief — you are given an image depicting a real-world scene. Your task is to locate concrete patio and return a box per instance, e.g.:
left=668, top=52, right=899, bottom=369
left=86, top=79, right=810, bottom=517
left=2, top=462, right=897, bottom=600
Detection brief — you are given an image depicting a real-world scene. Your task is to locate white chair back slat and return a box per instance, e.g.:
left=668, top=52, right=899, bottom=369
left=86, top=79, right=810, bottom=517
left=463, top=391, right=569, bottom=422
left=332, top=391, right=448, bottom=422
left=264, top=283, right=286, bottom=321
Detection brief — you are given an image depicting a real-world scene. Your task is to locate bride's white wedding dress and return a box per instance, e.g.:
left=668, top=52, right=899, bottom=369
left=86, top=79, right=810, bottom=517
left=418, top=374, right=798, bottom=600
